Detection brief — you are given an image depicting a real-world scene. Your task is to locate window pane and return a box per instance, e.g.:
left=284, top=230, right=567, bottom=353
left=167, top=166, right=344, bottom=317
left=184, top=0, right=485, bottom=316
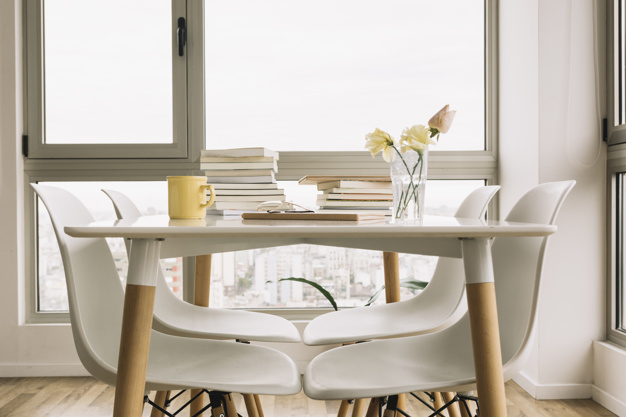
left=205, top=0, right=485, bottom=151
left=209, top=180, right=485, bottom=309
left=43, top=0, right=173, bottom=144
left=37, top=181, right=174, bottom=312
left=619, top=174, right=626, bottom=332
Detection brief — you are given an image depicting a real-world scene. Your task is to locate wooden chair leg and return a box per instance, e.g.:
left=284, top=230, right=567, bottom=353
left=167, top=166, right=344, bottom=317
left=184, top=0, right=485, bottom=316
left=432, top=392, right=445, bottom=414
left=351, top=398, right=366, bottom=417
left=337, top=400, right=351, bottom=417
left=253, top=394, right=265, bottom=417
left=365, top=398, right=381, bottom=417
left=150, top=390, right=170, bottom=417
left=243, top=393, right=260, bottom=417
left=190, top=389, right=206, bottom=416
left=442, top=391, right=461, bottom=417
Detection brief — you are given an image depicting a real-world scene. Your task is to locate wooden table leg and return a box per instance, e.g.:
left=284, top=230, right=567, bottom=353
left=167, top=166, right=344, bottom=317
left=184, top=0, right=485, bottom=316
left=365, top=398, right=381, bottom=417
left=190, top=254, right=213, bottom=416
left=383, top=252, right=404, bottom=409
left=462, top=238, right=507, bottom=417
left=253, top=394, right=265, bottom=417
left=113, top=239, right=161, bottom=417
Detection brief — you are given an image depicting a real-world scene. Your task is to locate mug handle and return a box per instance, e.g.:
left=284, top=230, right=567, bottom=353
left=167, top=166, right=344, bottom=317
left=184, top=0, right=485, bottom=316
left=200, top=184, right=216, bottom=209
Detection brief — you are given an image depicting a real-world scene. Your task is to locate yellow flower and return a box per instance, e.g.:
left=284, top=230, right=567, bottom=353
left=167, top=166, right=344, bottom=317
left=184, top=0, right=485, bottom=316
left=400, top=124, right=436, bottom=153
left=365, top=128, right=396, bottom=162
left=428, top=104, right=456, bottom=136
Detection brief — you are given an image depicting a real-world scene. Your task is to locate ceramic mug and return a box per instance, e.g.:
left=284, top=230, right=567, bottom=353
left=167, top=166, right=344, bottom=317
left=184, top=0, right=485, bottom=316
left=167, top=176, right=215, bottom=219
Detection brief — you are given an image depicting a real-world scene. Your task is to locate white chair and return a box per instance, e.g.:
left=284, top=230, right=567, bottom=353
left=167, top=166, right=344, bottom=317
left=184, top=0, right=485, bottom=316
left=32, top=184, right=301, bottom=415
left=303, top=181, right=575, bottom=414
left=303, top=185, right=500, bottom=346
left=101, top=188, right=301, bottom=343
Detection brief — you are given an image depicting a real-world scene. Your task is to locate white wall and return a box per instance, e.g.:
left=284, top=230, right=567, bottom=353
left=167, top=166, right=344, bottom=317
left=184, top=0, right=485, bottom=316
left=500, top=0, right=611, bottom=404
left=0, top=0, right=85, bottom=376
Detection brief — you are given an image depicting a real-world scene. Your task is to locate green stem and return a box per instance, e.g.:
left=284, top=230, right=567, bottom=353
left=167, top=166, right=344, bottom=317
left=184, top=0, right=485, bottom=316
left=392, top=147, right=424, bottom=218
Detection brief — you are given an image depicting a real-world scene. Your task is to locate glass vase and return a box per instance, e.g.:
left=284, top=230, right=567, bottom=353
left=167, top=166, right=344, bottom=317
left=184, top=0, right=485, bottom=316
left=390, top=148, right=428, bottom=222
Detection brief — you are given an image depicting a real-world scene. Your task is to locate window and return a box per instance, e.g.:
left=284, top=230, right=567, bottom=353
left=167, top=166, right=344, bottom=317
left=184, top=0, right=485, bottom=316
left=25, top=0, right=497, bottom=320
left=608, top=0, right=626, bottom=347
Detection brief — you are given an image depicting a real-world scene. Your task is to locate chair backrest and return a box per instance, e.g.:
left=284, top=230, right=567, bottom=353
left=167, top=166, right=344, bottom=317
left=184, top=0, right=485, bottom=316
left=32, top=184, right=123, bottom=385
left=102, top=189, right=189, bottom=334
left=494, top=181, right=575, bottom=374
left=407, top=185, right=500, bottom=319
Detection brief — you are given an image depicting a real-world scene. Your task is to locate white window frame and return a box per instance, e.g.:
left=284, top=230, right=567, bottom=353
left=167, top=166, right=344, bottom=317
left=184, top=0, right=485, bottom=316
left=24, top=0, right=498, bottom=323
left=608, top=0, right=626, bottom=347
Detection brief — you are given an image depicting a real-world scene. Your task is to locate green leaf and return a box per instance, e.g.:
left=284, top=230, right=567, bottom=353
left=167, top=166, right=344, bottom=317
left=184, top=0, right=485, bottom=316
left=399, top=278, right=429, bottom=291
left=278, top=277, right=338, bottom=311
left=364, top=278, right=428, bottom=306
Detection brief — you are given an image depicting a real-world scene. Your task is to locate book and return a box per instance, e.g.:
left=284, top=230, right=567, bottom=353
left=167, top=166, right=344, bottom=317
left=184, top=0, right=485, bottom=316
left=211, top=183, right=279, bottom=190
left=242, top=211, right=385, bottom=222
left=317, top=208, right=392, bottom=216
left=299, top=175, right=391, bottom=186
left=317, top=199, right=394, bottom=208
left=322, top=187, right=393, bottom=195
left=215, top=195, right=286, bottom=202
left=200, top=156, right=276, bottom=163
left=205, top=174, right=276, bottom=184
left=200, top=161, right=278, bottom=171
left=213, top=201, right=266, bottom=210
left=201, top=169, right=275, bottom=177
left=212, top=188, right=285, bottom=195
left=201, top=147, right=279, bottom=159
left=317, top=194, right=393, bottom=201
left=316, top=180, right=392, bottom=191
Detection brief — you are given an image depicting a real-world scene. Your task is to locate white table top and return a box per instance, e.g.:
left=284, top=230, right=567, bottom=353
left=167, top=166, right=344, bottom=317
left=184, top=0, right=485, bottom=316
left=65, top=214, right=555, bottom=239
left=65, top=215, right=556, bottom=259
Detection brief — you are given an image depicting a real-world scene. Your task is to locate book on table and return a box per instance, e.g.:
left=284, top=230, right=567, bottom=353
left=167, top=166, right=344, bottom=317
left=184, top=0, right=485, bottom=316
left=202, top=169, right=275, bottom=177
left=316, top=199, right=394, bottom=208
left=299, top=175, right=391, bottom=190
left=318, top=193, right=393, bottom=201
left=321, top=187, right=392, bottom=195
left=205, top=174, right=276, bottom=184
left=211, top=183, right=280, bottom=190
left=212, top=188, right=285, bottom=196
left=215, top=195, right=286, bottom=203
left=212, top=201, right=268, bottom=210
left=200, top=155, right=276, bottom=163
left=201, top=147, right=279, bottom=159
left=200, top=160, right=278, bottom=171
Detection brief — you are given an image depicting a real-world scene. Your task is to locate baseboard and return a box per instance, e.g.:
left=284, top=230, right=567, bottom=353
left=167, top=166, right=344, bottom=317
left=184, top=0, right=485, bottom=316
left=592, top=386, right=626, bottom=416
left=513, top=371, right=592, bottom=400
left=0, top=363, right=89, bottom=377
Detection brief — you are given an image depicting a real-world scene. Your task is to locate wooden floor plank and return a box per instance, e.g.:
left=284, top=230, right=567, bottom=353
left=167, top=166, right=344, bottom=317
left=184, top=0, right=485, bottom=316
left=0, top=377, right=617, bottom=417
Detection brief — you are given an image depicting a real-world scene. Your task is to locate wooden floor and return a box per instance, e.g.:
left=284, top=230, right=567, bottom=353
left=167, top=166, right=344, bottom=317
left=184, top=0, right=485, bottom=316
left=0, top=377, right=616, bottom=417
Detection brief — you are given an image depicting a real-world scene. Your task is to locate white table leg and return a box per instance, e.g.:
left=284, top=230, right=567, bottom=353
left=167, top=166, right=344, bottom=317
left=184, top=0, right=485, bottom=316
left=113, top=239, right=162, bottom=417
left=461, top=238, right=507, bottom=417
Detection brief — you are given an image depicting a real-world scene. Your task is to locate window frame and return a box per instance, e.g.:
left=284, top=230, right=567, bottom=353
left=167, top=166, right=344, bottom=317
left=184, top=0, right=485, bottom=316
left=608, top=0, right=626, bottom=347
left=24, top=0, right=191, bottom=159
left=24, top=0, right=498, bottom=322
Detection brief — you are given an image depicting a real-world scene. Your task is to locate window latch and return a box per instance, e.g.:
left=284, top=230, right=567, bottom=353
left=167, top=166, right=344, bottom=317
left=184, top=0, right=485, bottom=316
left=177, top=17, right=186, bottom=57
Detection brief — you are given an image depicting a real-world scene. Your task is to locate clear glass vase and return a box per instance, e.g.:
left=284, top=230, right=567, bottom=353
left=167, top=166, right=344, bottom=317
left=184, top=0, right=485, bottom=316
left=390, top=148, right=428, bottom=222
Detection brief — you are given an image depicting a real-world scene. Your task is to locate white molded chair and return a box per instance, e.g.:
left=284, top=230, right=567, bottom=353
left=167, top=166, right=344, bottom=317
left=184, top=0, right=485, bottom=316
left=101, top=188, right=301, bottom=343
left=303, top=185, right=500, bottom=346
left=33, top=184, right=301, bottom=401
left=303, top=181, right=575, bottom=404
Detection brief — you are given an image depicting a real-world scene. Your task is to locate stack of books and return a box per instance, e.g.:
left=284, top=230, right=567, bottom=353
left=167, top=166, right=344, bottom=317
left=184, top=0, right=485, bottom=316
left=201, top=147, right=285, bottom=213
left=299, top=176, right=393, bottom=216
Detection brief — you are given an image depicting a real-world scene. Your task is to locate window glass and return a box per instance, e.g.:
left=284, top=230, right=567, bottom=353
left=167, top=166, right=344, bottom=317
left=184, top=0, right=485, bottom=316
left=36, top=179, right=483, bottom=311
left=205, top=0, right=485, bottom=151
left=618, top=174, right=626, bottom=332
left=42, top=0, right=173, bottom=144
left=36, top=181, right=175, bottom=312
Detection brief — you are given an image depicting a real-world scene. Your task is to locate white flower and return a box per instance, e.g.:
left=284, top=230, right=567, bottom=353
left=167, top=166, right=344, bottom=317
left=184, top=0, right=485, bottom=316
left=365, top=128, right=396, bottom=162
left=400, top=124, right=435, bottom=153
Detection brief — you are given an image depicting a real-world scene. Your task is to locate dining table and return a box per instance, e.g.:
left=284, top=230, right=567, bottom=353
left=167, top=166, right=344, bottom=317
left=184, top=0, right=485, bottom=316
left=64, top=214, right=557, bottom=417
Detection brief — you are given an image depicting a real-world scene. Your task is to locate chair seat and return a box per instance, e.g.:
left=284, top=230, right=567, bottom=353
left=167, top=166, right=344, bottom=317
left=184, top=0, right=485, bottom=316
left=145, top=332, right=302, bottom=395
left=303, top=282, right=466, bottom=345
left=303, top=314, right=526, bottom=400
left=153, top=303, right=301, bottom=343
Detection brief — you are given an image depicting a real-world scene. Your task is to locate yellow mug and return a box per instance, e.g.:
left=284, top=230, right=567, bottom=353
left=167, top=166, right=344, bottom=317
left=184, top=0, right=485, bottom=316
left=167, top=176, right=215, bottom=219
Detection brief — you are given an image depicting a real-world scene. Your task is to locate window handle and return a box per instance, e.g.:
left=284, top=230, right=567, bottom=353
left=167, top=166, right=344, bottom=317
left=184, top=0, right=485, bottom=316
left=177, top=17, right=186, bottom=57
